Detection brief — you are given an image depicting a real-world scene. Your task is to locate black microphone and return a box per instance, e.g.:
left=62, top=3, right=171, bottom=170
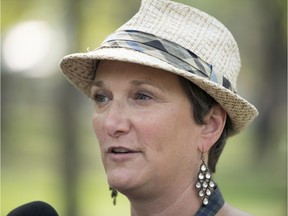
left=7, top=201, right=59, bottom=216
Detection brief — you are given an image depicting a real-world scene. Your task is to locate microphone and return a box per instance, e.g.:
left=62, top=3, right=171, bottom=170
left=7, top=201, right=59, bottom=216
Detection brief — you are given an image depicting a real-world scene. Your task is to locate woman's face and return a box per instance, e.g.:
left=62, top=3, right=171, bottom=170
left=91, top=60, right=203, bottom=198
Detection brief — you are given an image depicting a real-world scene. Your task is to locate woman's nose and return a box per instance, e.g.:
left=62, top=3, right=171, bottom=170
left=103, top=102, right=131, bottom=138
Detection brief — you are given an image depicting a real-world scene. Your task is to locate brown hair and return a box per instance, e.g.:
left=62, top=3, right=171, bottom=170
left=179, top=76, right=234, bottom=173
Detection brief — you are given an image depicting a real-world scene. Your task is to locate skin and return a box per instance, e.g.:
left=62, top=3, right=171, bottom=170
left=91, top=60, right=251, bottom=216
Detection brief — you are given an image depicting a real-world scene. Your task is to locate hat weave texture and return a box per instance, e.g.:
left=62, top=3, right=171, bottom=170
left=60, top=0, right=258, bottom=134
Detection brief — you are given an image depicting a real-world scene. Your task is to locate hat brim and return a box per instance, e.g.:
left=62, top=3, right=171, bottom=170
left=60, top=47, right=258, bottom=134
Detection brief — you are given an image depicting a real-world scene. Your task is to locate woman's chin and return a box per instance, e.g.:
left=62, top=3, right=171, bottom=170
left=106, top=168, right=140, bottom=191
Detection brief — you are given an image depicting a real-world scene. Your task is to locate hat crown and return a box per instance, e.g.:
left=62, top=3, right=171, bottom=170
left=118, top=0, right=241, bottom=91
left=59, top=0, right=258, bottom=134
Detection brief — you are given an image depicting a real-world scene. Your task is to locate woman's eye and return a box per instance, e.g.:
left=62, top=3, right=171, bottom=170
left=93, top=94, right=109, bottom=104
left=135, top=92, right=152, bottom=101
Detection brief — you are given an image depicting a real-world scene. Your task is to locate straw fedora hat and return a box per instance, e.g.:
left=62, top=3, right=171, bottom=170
left=60, top=0, right=258, bottom=134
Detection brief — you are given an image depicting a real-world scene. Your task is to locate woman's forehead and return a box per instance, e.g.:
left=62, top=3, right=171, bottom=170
left=94, top=60, right=179, bottom=84
left=92, top=60, right=189, bottom=97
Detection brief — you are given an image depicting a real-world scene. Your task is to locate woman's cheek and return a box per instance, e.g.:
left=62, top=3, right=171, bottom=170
left=92, top=116, right=104, bottom=145
left=92, top=112, right=101, bottom=131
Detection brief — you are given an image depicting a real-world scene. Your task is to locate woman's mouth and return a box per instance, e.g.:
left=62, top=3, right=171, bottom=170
left=108, top=146, right=141, bottom=161
left=111, top=147, right=133, bottom=154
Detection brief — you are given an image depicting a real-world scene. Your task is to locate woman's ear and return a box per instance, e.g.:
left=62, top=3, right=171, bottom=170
left=198, top=105, right=227, bottom=152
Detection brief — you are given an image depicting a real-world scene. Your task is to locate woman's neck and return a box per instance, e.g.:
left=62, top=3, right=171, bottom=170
left=129, top=182, right=202, bottom=216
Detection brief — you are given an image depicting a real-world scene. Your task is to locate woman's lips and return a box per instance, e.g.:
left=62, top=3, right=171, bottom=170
left=108, top=146, right=139, bottom=153
left=110, top=147, right=134, bottom=154
left=107, top=146, right=141, bottom=161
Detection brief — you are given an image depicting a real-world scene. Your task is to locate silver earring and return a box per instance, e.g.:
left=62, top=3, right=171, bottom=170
left=195, top=154, right=215, bottom=206
left=109, top=187, right=118, bottom=206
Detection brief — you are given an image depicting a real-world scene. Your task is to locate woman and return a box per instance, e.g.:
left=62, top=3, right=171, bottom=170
left=60, top=0, right=258, bottom=215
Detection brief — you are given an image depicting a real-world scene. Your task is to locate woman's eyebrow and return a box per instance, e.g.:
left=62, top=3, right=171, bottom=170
left=91, top=79, right=165, bottom=91
left=131, top=80, right=152, bottom=86
left=130, top=80, right=165, bottom=91
left=92, top=80, right=104, bottom=87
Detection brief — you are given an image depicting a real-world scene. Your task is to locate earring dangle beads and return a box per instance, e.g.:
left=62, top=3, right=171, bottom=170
left=109, top=187, right=118, bottom=206
left=195, top=154, right=215, bottom=206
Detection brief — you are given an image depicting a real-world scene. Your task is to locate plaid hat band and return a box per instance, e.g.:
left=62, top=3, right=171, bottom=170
left=100, top=30, right=235, bottom=93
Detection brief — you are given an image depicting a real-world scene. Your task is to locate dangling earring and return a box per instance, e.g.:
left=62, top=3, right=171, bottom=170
left=195, top=153, right=215, bottom=206
left=109, top=187, right=118, bottom=205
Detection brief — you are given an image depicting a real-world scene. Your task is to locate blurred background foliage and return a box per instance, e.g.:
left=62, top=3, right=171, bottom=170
left=1, top=0, right=287, bottom=215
